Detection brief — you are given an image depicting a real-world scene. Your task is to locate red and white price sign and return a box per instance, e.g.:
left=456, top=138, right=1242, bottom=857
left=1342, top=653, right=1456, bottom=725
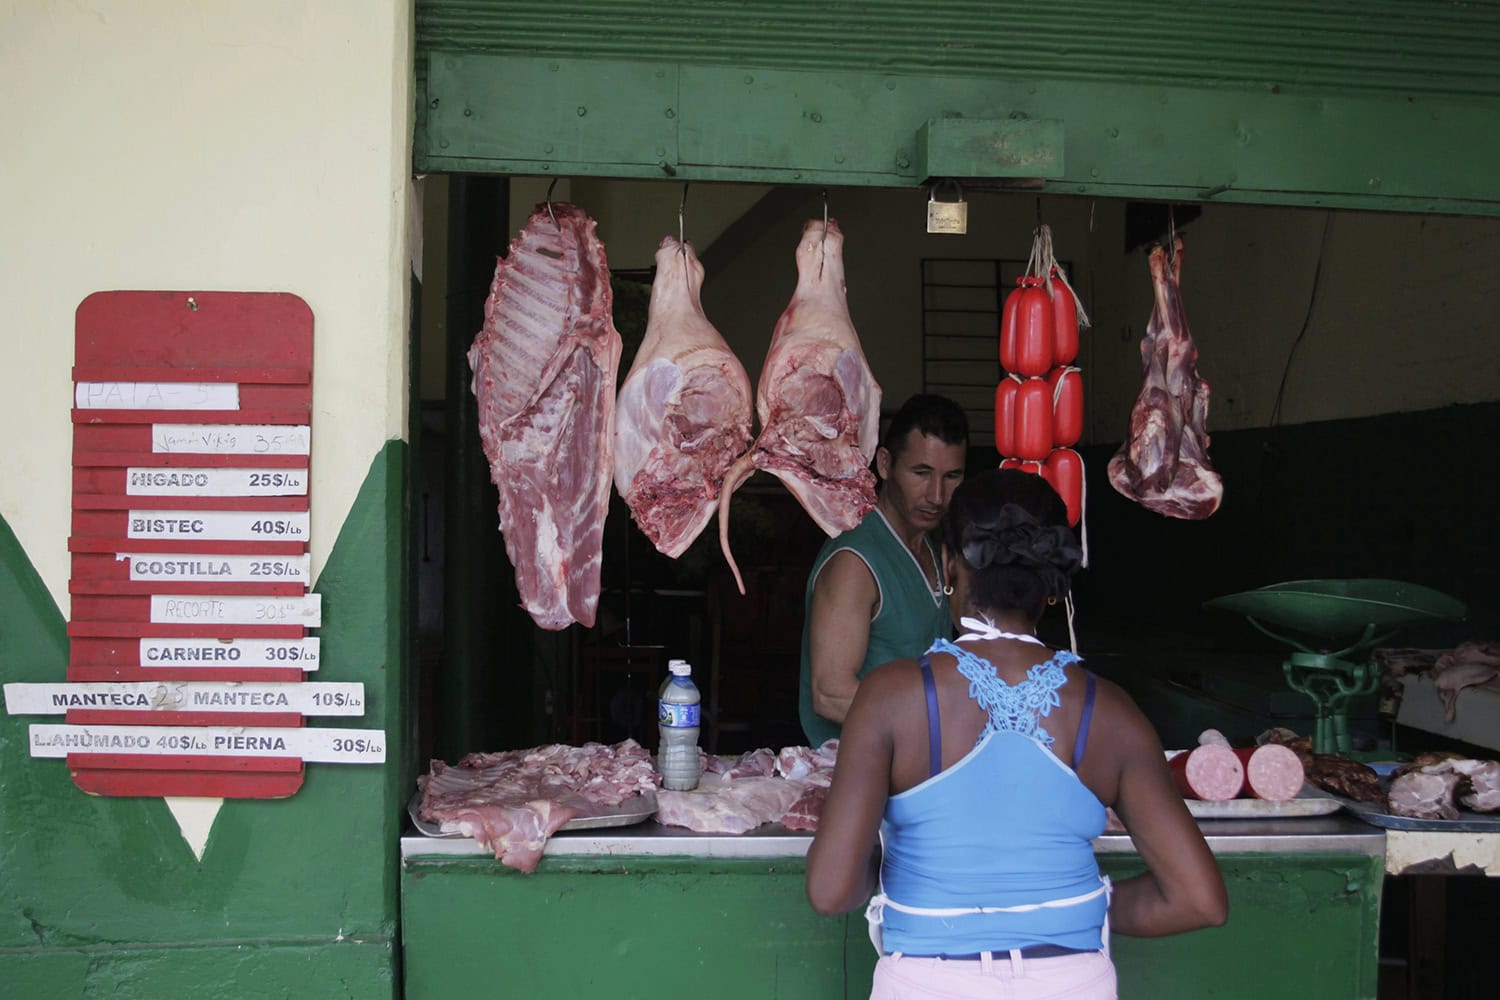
left=6, top=291, right=382, bottom=799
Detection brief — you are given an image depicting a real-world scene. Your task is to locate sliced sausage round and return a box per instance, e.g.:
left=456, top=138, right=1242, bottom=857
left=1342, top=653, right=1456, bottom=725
left=1234, top=744, right=1305, bottom=802
left=1169, top=745, right=1245, bottom=801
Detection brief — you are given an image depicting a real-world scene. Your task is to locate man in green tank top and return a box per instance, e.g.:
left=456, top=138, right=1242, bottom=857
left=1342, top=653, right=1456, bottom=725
left=799, top=394, right=968, bottom=746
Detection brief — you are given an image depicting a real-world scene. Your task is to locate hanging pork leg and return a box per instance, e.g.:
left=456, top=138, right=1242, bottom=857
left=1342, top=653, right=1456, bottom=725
left=718, top=218, right=881, bottom=593
left=614, top=236, right=753, bottom=558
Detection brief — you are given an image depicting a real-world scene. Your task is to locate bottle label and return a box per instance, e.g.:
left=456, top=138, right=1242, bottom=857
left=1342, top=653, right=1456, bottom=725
left=659, top=702, right=700, bottom=727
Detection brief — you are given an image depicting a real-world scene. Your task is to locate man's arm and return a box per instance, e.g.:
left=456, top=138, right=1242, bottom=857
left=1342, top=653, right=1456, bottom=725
left=806, top=662, right=902, bottom=914
left=806, top=550, right=879, bottom=726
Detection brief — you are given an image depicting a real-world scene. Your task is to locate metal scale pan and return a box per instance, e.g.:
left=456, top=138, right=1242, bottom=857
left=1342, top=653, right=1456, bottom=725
left=1205, top=579, right=1467, bottom=754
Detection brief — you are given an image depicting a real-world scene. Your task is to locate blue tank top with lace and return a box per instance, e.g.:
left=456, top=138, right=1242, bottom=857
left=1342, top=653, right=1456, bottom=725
left=876, top=638, right=1109, bottom=957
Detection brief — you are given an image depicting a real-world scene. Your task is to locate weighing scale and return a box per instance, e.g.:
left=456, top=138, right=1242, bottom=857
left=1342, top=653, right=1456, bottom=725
left=1205, top=579, right=1467, bottom=754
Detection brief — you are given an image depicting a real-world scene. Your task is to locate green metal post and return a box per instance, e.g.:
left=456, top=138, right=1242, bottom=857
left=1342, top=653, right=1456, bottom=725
left=439, top=175, right=533, bottom=759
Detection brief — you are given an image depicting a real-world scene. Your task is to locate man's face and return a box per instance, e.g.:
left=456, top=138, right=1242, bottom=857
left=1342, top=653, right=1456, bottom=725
left=877, top=430, right=967, bottom=532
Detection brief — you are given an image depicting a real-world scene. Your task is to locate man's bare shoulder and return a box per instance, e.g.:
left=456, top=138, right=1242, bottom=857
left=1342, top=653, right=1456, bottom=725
left=812, top=549, right=879, bottom=606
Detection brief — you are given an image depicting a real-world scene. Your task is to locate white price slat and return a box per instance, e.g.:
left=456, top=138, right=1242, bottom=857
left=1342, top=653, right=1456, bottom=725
left=140, top=637, right=320, bottom=669
left=76, top=382, right=240, bottom=411
left=126, top=467, right=308, bottom=497
left=4, top=682, right=363, bottom=716
left=29, top=724, right=386, bottom=763
left=127, top=510, right=309, bottom=541
left=149, top=594, right=321, bottom=627
left=120, top=552, right=310, bottom=585
left=152, top=424, right=310, bottom=456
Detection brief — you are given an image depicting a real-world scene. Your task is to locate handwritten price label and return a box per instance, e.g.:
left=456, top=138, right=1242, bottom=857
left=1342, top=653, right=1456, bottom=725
left=152, top=424, right=311, bottom=456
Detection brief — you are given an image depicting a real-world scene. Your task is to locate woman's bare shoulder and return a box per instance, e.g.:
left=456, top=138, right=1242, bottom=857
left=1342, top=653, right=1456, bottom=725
left=860, top=656, right=924, bottom=697
left=1081, top=672, right=1164, bottom=752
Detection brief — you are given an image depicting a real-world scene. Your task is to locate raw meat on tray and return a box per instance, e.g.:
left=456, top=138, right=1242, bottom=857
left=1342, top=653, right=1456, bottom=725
left=659, top=740, right=840, bottom=833
left=704, top=747, right=777, bottom=780
left=417, top=739, right=658, bottom=873
left=656, top=776, right=807, bottom=835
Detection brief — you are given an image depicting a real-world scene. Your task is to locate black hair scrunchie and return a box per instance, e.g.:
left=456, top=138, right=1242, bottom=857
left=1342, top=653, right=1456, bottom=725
left=960, top=503, right=1083, bottom=589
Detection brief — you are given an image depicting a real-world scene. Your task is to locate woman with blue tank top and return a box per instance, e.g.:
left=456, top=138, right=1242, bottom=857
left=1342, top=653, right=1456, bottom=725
left=808, top=469, right=1226, bottom=999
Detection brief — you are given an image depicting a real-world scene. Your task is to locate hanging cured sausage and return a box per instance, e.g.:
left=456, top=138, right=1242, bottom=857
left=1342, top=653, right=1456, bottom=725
left=994, top=225, right=1090, bottom=536
left=1050, top=268, right=1080, bottom=366
left=1049, top=366, right=1083, bottom=448
left=1000, top=278, right=1055, bottom=378
left=1042, top=448, right=1084, bottom=528
left=993, top=378, right=1017, bottom=458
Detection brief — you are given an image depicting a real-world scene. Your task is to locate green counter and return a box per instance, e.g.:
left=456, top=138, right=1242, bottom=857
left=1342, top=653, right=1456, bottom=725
left=400, top=818, right=1383, bottom=998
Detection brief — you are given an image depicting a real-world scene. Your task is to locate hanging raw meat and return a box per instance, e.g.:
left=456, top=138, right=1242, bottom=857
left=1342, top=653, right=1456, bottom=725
left=614, top=236, right=753, bottom=558
left=718, top=218, right=881, bottom=593
left=1107, top=238, right=1223, bottom=519
left=467, top=202, right=623, bottom=630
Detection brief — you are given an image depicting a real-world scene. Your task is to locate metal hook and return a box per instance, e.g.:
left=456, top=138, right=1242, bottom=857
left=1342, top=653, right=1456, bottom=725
left=545, top=177, right=560, bottom=230
left=819, top=189, right=829, bottom=278
left=679, top=182, right=689, bottom=256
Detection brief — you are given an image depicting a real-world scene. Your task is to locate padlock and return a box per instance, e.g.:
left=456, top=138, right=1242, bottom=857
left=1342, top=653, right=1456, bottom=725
left=926, top=179, right=968, bottom=235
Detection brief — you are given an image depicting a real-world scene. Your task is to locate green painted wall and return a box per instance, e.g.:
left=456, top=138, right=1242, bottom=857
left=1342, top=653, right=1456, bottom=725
left=414, top=2, right=1500, bottom=215
left=0, top=443, right=410, bottom=999
left=401, top=851, right=1383, bottom=998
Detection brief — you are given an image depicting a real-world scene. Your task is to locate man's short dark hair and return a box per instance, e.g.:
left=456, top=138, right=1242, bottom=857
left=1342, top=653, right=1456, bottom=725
left=881, top=394, right=969, bottom=460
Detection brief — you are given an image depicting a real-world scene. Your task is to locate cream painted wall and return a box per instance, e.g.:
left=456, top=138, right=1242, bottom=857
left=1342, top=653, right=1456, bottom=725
left=0, top=1, right=413, bottom=614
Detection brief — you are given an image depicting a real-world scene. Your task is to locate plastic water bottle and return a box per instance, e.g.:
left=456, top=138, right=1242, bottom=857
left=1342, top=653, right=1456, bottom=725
left=657, top=659, right=701, bottom=791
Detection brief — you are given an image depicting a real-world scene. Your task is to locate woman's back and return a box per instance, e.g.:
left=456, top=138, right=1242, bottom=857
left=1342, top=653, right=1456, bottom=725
left=876, top=638, right=1109, bottom=955
left=806, top=468, right=1226, bottom=1000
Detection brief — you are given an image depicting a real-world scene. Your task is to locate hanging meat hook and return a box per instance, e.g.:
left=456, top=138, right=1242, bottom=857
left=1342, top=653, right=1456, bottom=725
left=679, top=182, right=690, bottom=257
left=545, top=177, right=560, bottom=230
left=819, top=188, right=829, bottom=278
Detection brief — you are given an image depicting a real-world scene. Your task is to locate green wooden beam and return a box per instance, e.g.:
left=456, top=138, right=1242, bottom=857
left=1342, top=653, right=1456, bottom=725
left=419, top=53, right=1500, bottom=217
left=916, top=116, right=1065, bottom=181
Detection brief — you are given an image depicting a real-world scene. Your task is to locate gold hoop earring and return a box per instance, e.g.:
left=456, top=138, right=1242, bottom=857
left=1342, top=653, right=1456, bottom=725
left=942, top=584, right=954, bottom=597
left=1047, top=595, right=1058, bottom=606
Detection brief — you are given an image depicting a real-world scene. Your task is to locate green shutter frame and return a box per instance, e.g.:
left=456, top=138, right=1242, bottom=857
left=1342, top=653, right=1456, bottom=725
left=415, top=2, right=1500, bottom=214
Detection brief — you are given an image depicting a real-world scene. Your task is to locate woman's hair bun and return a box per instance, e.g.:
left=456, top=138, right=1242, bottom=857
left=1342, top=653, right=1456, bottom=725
left=960, top=503, right=1082, bottom=582
left=942, top=470, right=1083, bottom=598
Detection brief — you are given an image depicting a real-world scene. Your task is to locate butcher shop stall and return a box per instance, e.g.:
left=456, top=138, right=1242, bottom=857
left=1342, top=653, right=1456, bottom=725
left=400, top=4, right=1500, bottom=998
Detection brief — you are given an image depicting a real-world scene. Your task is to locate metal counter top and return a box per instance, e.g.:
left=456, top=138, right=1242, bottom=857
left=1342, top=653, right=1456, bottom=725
left=400, top=814, right=1384, bottom=861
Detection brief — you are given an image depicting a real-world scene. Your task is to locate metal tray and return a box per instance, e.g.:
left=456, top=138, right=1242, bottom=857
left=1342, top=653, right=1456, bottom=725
left=1326, top=789, right=1500, bottom=833
left=1184, top=786, right=1343, bottom=819
left=407, top=790, right=657, bottom=838
left=1162, top=752, right=1342, bottom=819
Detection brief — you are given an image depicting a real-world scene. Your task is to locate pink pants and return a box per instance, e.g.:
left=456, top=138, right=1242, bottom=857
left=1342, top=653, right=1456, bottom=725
left=870, top=951, right=1117, bottom=1000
